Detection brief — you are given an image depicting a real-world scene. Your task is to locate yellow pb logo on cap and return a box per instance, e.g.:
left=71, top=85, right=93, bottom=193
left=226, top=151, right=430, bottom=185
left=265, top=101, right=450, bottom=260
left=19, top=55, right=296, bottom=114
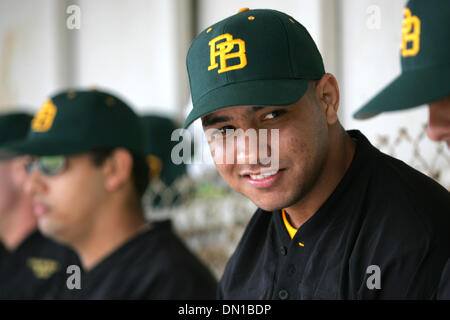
left=401, top=8, right=421, bottom=57
left=32, top=99, right=57, bottom=132
left=208, top=33, right=247, bottom=74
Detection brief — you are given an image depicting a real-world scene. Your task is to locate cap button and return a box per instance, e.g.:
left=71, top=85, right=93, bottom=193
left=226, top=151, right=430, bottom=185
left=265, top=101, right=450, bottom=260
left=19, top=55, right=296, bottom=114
left=238, top=8, right=249, bottom=13
left=105, top=96, right=115, bottom=106
left=67, top=90, right=76, bottom=99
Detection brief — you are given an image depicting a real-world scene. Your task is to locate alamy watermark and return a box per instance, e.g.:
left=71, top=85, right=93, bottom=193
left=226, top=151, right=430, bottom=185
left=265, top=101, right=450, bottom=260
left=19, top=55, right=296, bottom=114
left=366, top=265, right=381, bottom=290
left=366, top=5, right=381, bottom=30
left=66, top=5, right=81, bottom=30
left=64, top=263, right=381, bottom=291
left=171, top=127, right=280, bottom=171
left=66, top=265, right=81, bottom=290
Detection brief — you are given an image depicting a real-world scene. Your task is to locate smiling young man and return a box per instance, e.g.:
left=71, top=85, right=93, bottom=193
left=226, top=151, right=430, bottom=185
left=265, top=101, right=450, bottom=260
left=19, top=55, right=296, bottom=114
left=184, top=8, right=450, bottom=299
left=10, top=89, right=217, bottom=299
left=0, top=112, right=79, bottom=299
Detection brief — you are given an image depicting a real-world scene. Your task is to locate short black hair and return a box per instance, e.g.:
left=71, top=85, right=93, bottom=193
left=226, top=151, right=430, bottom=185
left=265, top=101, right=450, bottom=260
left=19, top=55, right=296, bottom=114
left=88, top=148, right=149, bottom=199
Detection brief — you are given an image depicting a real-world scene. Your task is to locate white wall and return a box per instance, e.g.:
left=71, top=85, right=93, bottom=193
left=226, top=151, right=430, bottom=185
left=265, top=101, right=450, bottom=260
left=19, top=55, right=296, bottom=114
left=0, top=0, right=63, bottom=112
left=340, top=0, right=408, bottom=127
left=0, top=0, right=193, bottom=118
left=73, top=0, right=192, bottom=116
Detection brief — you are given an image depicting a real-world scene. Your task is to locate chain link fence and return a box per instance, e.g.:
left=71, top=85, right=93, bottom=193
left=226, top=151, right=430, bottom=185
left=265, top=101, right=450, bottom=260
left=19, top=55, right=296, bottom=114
left=374, top=123, right=449, bottom=190
left=143, top=172, right=255, bottom=279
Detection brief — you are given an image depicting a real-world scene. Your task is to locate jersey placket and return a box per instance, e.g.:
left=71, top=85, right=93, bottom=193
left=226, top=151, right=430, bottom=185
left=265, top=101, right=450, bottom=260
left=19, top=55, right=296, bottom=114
left=272, top=210, right=311, bottom=300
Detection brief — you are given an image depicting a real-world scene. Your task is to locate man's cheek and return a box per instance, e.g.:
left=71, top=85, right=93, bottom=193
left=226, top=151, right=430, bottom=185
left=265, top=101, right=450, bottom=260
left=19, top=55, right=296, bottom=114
left=208, top=140, right=227, bottom=165
left=262, top=129, right=279, bottom=171
left=216, top=163, right=230, bottom=176
left=215, top=164, right=237, bottom=185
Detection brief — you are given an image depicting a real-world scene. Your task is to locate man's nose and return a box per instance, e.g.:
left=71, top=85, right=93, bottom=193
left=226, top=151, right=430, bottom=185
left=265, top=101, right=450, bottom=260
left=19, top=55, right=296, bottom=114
left=236, top=136, right=258, bottom=165
left=235, top=130, right=272, bottom=165
left=24, top=169, right=45, bottom=196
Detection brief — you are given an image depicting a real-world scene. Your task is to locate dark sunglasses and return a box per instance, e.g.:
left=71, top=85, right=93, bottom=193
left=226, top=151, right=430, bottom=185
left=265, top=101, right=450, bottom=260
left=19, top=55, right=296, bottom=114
left=25, top=156, right=67, bottom=176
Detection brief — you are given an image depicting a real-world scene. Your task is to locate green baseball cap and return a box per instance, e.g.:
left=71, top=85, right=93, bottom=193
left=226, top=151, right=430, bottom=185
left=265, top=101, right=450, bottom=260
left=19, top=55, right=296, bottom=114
left=184, top=8, right=325, bottom=128
left=0, top=112, right=32, bottom=159
left=140, top=114, right=186, bottom=186
left=354, top=0, right=450, bottom=119
left=9, top=89, right=145, bottom=156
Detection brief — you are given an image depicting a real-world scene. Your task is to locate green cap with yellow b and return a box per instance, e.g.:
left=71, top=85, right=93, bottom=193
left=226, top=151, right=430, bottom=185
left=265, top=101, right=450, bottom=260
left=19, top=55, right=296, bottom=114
left=9, top=89, right=145, bottom=156
left=184, top=8, right=325, bottom=128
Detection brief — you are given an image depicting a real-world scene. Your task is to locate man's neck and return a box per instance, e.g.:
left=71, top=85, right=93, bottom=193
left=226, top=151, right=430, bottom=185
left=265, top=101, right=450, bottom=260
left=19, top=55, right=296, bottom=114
left=72, top=206, right=148, bottom=271
left=0, top=200, right=37, bottom=251
left=285, top=128, right=356, bottom=229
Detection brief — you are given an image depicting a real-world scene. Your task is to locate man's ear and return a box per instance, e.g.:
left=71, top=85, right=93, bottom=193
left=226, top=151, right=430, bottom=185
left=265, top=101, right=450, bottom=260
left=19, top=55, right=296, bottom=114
left=314, top=73, right=340, bottom=125
left=102, top=149, right=133, bottom=192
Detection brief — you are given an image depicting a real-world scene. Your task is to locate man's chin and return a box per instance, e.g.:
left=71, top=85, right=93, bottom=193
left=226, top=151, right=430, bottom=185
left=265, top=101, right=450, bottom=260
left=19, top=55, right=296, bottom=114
left=38, top=222, right=68, bottom=244
left=248, top=189, right=305, bottom=212
left=251, top=198, right=291, bottom=212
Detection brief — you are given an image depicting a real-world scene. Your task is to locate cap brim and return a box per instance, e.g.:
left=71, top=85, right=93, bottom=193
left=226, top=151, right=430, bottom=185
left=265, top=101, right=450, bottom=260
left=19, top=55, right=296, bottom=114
left=0, top=150, right=21, bottom=161
left=183, top=79, right=310, bottom=128
left=5, top=138, right=89, bottom=157
left=0, top=140, right=29, bottom=160
left=353, top=64, right=450, bottom=119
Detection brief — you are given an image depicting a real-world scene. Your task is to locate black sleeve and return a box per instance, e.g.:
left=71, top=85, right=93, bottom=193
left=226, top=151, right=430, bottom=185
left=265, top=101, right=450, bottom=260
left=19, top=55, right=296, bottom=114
left=437, top=259, right=450, bottom=300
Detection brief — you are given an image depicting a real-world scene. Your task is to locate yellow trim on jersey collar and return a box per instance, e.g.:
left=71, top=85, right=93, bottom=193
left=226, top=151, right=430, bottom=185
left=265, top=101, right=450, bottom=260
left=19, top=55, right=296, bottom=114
left=282, top=209, right=305, bottom=247
left=282, top=209, right=297, bottom=239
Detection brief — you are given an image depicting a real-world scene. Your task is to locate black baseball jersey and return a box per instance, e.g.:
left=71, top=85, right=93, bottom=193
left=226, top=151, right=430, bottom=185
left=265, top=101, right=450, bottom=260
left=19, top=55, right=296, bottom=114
left=218, top=130, right=450, bottom=300
left=56, top=220, right=217, bottom=299
left=437, top=259, right=450, bottom=299
left=0, top=229, right=80, bottom=299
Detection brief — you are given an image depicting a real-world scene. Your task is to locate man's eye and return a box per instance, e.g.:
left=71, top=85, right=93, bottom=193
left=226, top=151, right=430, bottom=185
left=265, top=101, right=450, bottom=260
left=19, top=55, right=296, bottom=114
left=208, top=125, right=235, bottom=141
left=216, top=125, right=235, bottom=135
left=263, top=110, right=286, bottom=120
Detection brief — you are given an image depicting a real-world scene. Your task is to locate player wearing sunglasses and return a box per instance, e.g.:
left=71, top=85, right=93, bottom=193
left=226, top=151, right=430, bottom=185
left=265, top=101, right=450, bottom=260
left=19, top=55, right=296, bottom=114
left=9, top=89, right=217, bottom=299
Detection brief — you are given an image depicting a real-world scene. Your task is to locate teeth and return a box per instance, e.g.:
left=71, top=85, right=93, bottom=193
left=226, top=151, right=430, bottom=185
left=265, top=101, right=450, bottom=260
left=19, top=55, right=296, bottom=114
left=249, top=169, right=279, bottom=180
